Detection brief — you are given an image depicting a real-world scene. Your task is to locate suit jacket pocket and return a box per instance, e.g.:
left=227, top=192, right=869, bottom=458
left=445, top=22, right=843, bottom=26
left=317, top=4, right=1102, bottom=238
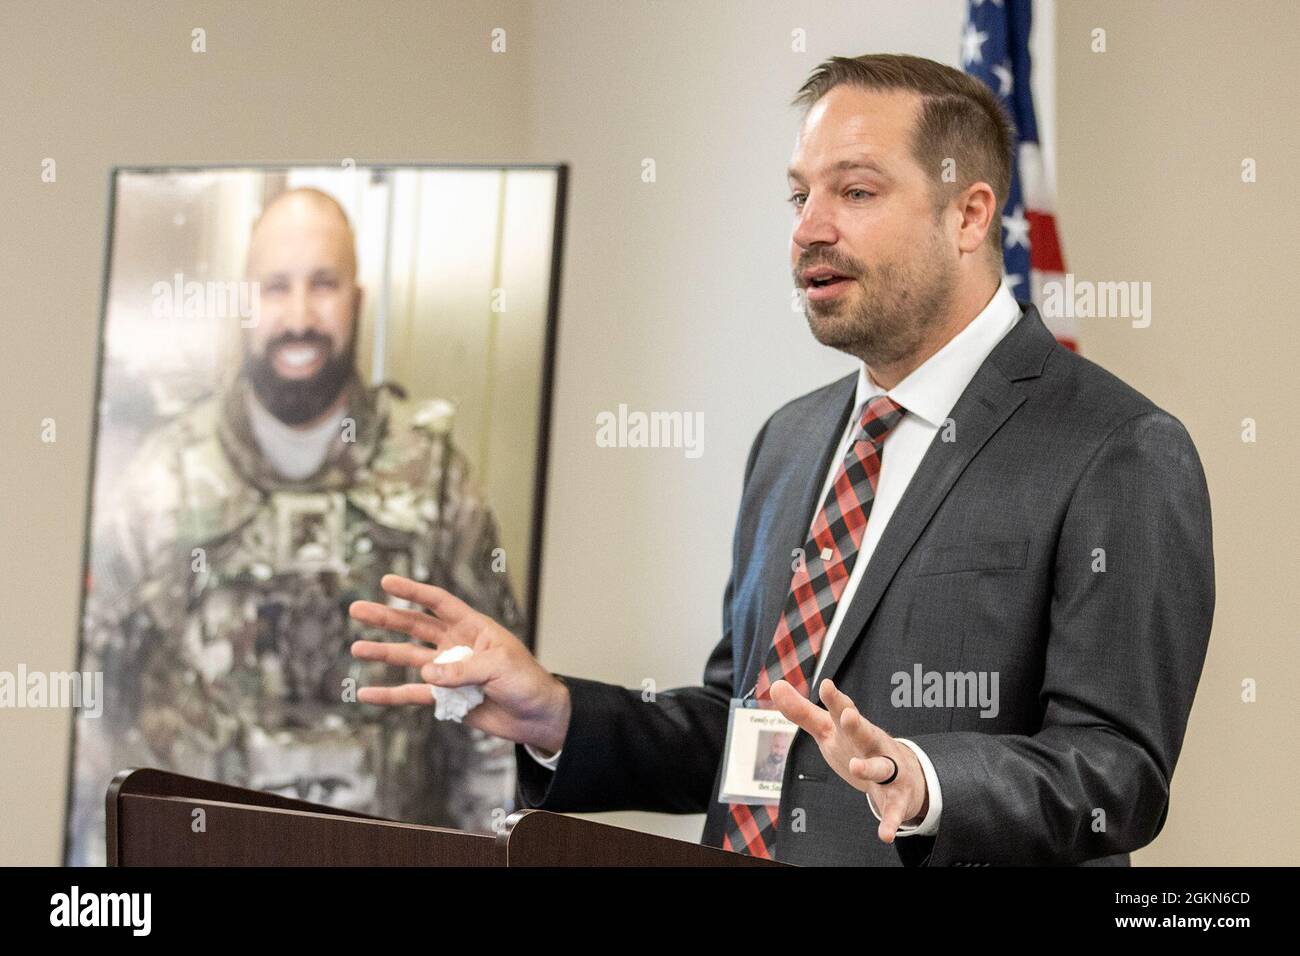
left=914, top=538, right=1028, bottom=577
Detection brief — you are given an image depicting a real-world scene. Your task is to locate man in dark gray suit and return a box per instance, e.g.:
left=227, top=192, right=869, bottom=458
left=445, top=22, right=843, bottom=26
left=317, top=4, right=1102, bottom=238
left=348, top=54, right=1214, bottom=866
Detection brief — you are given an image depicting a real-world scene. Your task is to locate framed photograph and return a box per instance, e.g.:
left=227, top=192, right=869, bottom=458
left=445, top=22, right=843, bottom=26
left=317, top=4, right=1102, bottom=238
left=64, top=163, right=566, bottom=865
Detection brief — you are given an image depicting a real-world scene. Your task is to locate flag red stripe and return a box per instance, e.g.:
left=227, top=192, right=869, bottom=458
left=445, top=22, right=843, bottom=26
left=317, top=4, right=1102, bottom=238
left=1027, top=210, right=1065, bottom=273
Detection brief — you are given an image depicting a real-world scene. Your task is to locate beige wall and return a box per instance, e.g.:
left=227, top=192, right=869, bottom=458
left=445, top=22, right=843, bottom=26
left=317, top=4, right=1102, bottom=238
left=1053, top=1, right=1300, bottom=865
left=1, top=0, right=1294, bottom=865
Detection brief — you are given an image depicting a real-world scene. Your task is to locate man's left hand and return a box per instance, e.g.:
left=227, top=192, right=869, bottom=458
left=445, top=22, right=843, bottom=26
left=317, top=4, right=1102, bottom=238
left=770, top=677, right=928, bottom=844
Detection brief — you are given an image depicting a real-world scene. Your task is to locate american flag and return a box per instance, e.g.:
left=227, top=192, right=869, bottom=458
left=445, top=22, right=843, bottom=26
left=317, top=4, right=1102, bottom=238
left=962, top=0, right=1075, bottom=349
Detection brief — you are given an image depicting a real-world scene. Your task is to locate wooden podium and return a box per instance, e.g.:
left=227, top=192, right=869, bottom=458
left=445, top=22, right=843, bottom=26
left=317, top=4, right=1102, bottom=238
left=106, top=768, right=784, bottom=867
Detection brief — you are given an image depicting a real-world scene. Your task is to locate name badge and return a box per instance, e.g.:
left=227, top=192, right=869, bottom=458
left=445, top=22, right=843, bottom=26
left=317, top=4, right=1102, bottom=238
left=717, top=699, right=798, bottom=805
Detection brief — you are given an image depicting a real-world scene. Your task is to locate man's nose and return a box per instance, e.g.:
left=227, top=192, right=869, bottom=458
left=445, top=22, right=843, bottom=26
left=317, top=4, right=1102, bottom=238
left=792, top=192, right=838, bottom=250
left=282, top=280, right=314, bottom=333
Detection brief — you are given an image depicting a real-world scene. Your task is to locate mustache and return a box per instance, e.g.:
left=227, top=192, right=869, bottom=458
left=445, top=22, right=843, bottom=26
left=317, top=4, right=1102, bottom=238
left=261, top=330, right=336, bottom=356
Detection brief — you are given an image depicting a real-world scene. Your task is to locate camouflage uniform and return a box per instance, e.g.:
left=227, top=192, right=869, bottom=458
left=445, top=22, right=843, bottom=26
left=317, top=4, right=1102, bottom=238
left=67, top=372, right=523, bottom=866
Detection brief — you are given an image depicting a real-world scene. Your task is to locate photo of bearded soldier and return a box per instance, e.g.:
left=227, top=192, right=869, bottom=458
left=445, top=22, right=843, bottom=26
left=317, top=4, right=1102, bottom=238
left=66, top=187, right=524, bottom=866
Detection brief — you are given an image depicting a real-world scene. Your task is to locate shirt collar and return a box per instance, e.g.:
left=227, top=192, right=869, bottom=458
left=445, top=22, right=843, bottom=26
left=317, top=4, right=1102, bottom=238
left=854, top=280, right=1022, bottom=428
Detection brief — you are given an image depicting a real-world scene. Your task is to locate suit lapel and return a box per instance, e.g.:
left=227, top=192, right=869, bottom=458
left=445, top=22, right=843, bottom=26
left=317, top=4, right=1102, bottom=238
left=812, top=303, right=1058, bottom=688
left=739, top=371, right=857, bottom=696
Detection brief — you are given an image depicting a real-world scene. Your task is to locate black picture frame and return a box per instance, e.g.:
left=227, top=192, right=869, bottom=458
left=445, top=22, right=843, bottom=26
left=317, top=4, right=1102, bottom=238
left=62, top=162, right=568, bottom=866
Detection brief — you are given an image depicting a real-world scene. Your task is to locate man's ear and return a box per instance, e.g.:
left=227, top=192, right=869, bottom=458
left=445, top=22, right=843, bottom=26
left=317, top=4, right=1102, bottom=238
left=345, top=284, right=366, bottom=354
left=956, top=181, right=998, bottom=256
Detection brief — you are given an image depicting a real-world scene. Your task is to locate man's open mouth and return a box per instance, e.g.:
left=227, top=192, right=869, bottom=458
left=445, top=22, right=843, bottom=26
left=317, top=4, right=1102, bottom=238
left=271, top=340, right=328, bottom=378
left=802, top=270, right=855, bottom=299
left=802, top=266, right=855, bottom=288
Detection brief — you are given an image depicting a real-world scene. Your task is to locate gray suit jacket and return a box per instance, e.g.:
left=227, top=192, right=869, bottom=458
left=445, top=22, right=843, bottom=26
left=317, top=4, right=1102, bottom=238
left=518, top=302, right=1215, bottom=866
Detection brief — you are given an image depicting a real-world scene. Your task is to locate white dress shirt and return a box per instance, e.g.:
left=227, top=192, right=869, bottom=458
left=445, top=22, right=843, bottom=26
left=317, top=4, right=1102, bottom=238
left=528, top=280, right=1024, bottom=840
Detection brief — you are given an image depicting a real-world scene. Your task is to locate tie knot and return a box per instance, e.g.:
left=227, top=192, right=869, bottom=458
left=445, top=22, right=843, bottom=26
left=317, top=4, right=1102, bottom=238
left=853, top=394, right=905, bottom=446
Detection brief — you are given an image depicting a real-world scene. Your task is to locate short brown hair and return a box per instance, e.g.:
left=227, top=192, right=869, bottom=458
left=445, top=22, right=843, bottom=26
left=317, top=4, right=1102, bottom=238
left=792, top=53, right=1015, bottom=264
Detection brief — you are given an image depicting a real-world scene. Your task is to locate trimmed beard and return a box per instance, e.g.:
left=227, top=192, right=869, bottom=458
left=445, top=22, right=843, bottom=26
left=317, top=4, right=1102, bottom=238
left=243, top=330, right=357, bottom=426
left=801, top=229, right=957, bottom=368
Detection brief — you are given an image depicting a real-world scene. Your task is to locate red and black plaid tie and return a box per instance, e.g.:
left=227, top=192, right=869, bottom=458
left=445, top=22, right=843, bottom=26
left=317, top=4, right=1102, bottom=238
left=723, top=394, right=905, bottom=859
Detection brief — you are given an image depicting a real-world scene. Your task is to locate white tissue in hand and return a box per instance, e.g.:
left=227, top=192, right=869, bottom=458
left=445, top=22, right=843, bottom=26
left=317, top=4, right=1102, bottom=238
left=430, top=645, right=484, bottom=722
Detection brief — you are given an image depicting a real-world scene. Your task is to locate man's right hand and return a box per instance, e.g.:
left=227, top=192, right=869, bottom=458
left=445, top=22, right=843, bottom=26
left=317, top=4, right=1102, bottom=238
left=348, top=574, right=571, bottom=755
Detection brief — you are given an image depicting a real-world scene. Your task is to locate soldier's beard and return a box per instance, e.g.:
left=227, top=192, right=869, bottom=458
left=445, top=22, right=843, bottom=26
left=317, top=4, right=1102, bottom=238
left=244, top=330, right=357, bottom=426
